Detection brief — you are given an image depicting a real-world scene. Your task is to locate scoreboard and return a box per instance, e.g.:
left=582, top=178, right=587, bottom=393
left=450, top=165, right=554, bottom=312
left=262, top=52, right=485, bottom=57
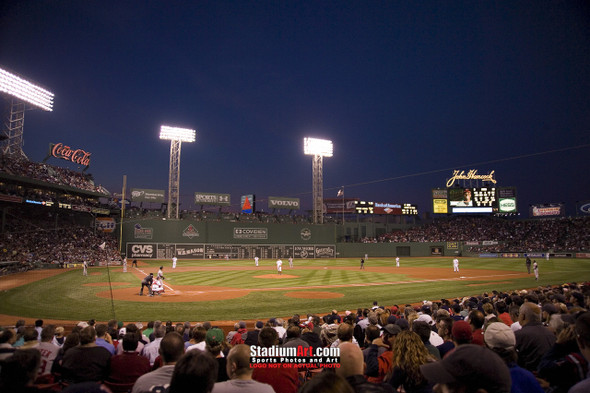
left=433, top=187, right=517, bottom=214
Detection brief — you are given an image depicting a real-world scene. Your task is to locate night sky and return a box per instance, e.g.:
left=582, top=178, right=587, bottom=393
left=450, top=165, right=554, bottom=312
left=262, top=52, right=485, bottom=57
left=1, top=1, right=589, bottom=216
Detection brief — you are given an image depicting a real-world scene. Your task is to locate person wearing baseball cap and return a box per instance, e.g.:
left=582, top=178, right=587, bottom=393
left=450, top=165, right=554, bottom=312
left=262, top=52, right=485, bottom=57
left=365, top=324, right=401, bottom=383
left=485, top=322, right=544, bottom=393
left=420, top=344, right=511, bottom=393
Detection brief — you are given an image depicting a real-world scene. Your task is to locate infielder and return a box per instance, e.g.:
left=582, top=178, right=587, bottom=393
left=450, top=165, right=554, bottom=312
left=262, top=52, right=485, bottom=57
left=123, top=257, right=127, bottom=273
left=172, top=256, right=177, bottom=269
left=255, top=256, right=259, bottom=267
left=533, top=260, right=539, bottom=281
left=288, top=257, right=293, bottom=268
left=453, top=258, right=459, bottom=272
left=396, top=257, right=400, bottom=267
left=360, top=258, right=365, bottom=270
left=276, top=258, right=283, bottom=275
left=83, top=260, right=88, bottom=276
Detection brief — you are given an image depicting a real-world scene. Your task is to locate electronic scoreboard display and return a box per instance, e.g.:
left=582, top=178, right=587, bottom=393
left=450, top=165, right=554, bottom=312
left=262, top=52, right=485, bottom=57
left=448, top=187, right=497, bottom=213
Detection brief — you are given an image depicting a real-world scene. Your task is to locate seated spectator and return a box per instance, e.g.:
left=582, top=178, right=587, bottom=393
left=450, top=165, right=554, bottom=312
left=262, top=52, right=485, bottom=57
left=94, top=324, right=115, bottom=355
left=244, top=321, right=264, bottom=346
left=211, top=344, right=274, bottom=393
left=336, top=342, right=392, bottom=393
left=365, top=324, right=401, bottom=383
left=107, top=333, right=151, bottom=385
left=435, top=316, right=454, bottom=358
left=132, top=332, right=185, bottom=393
left=484, top=322, right=544, bottom=393
left=204, top=328, right=229, bottom=382
left=167, top=349, right=218, bottom=393
left=515, top=303, right=556, bottom=371
left=186, top=327, right=207, bottom=352
left=570, top=312, right=590, bottom=392
left=0, top=329, right=16, bottom=360
left=282, top=325, right=310, bottom=349
left=0, top=348, right=42, bottom=393
left=19, top=327, right=39, bottom=350
left=36, top=325, right=60, bottom=376
left=388, top=330, right=435, bottom=393
left=412, top=321, right=440, bottom=360
left=61, top=326, right=111, bottom=384
left=252, top=327, right=299, bottom=393
left=467, top=310, right=485, bottom=346
left=141, top=324, right=166, bottom=366
left=420, top=344, right=512, bottom=393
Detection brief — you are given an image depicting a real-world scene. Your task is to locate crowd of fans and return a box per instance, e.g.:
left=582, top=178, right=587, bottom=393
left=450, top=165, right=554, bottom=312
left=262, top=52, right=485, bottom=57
left=0, top=158, right=109, bottom=195
left=363, top=216, right=590, bottom=252
left=0, top=214, right=120, bottom=267
left=0, top=283, right=589, bottom=392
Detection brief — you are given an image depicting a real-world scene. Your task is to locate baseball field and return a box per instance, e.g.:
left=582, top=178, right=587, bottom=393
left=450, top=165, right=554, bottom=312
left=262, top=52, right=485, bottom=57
left=1, top=257, right=589, bottom=325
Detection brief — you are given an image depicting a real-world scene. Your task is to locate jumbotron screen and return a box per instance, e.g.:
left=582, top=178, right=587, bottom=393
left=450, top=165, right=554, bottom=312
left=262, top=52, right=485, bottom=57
left=448, top=187, right=497, bottom=213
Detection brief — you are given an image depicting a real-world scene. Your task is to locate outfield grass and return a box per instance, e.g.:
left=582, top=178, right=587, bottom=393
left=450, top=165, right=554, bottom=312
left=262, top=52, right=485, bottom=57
left=1, top=257, right=589, bottom=322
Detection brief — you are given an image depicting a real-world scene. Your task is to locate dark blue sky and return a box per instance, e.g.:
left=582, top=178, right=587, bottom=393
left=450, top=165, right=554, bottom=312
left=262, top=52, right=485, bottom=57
left=1, top=1, right=589, bottom=215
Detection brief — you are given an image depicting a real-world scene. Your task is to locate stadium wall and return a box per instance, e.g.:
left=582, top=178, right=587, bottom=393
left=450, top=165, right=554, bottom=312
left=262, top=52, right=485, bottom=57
left=121, top=219, right=454, bottom=259
left=336, top=242, right=453, bottom=258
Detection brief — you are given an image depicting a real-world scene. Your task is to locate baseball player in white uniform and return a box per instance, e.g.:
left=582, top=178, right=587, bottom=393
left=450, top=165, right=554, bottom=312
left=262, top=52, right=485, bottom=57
left=396, top=257, right=400, bottom=267
left=172, top=256, right=177, bottom=269
left=533, top=261, right=539, bottom=280
left=83, top=260, right=88, bottom=276
left=453, top=258, right=459, bottom=272
left=276, top=259, right=283, bottom=275
left=288, top=257, right=293, bottom=268
left=123, top=257, right=127, bottom=273
left=255, top=256, right=259, bottom=267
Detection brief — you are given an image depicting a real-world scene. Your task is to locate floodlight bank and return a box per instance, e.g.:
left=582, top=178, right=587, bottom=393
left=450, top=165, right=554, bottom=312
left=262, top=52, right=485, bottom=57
left=304, top=137, right=333, bottom=157
left=159, top=125, right=196, bottom=142
left=0, top=67, right=54, bottom=111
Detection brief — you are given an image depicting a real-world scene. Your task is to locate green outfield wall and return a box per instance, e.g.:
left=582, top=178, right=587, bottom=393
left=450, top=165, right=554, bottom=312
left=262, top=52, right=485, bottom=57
left=121, top=219, right=457, bottom=259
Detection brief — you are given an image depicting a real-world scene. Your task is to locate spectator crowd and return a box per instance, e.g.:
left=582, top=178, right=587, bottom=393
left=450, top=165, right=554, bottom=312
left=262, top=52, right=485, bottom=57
left=0, top=212, right=120, bottom=267
left=1, top=283, right=589, bottom=393
left=1, top=158, right=109, bottom=195
left=362, top=215, right=590, bottom=252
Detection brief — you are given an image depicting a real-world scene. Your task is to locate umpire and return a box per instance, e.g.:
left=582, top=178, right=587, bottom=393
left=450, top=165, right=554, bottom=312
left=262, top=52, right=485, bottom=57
left=140, top=273, right=154, bottom=296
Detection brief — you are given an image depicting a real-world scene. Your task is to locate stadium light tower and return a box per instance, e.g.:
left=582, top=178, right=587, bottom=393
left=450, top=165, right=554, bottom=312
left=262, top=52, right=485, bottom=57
left=160, top=125, right=196, bottom=219
left=0, top=67, right=54, bottom=160
left=304, top=137, right=333, bottom=224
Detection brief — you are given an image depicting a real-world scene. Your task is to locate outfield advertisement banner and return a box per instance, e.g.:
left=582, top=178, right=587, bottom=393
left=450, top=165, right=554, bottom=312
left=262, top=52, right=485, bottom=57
left=131, top=188, right=165, bottom=203
left=95, top=217, right=116, bottom=233
left=194, top=192, right=231, bottom=206
left=323, top=198, right=358, bottom=214
left=530, top=203, right=565, bottom=217
left=127, top=243, right=156, bottom=258
left=125, top=243, right=336, bottom=259
left=268, top=197, right=300, bottom=210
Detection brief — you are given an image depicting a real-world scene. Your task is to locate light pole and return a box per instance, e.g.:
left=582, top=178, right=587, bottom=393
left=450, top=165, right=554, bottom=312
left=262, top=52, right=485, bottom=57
left=0, top=67, right=54, bottom=160
left=160, top=125, right=195, bottom=219
left=304, top=137, right=333, bottom=224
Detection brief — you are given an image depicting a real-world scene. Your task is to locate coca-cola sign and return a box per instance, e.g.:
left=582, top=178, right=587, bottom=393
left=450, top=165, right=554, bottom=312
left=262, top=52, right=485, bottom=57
left=50, top=143, right=91, bottom=166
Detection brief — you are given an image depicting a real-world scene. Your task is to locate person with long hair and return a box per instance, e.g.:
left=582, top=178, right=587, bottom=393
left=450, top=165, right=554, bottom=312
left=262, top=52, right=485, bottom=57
left=388, top=330, right=434, bottom=393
